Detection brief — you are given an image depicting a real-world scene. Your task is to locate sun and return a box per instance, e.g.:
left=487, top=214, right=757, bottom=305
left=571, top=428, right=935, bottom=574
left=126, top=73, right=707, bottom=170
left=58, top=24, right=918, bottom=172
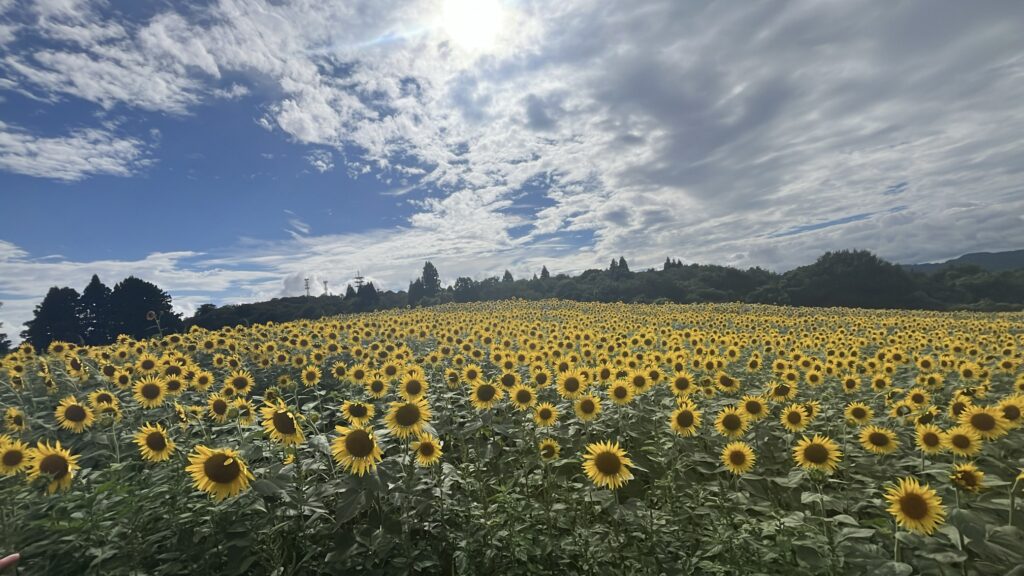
left=441, top=0, right=504, bottom=52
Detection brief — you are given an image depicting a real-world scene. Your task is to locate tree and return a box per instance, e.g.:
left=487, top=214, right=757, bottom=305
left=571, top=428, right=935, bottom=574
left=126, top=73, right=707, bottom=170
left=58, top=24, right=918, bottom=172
left=108, top=277, right=182, bottom=340
left=540, top=266, right=550, bottom=280
left=618, top=257, right=630, bottom=273
left=408, top=279, right=425, bottom=306
left=421, top=262, right=441, bottom=297
left=21, top=287, right=84, bottom=350
left=502, top=270, right=514, bottom=283
left=80, top=274, right=113, bottom=345
left=344, top=284, right=357, bottom=299
left=0, top=302, right=11, bottom=355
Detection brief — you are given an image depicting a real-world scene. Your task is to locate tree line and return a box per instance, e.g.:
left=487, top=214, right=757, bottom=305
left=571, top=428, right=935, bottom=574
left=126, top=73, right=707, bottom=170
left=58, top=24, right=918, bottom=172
left=3, top=249, right=1022, bottom=354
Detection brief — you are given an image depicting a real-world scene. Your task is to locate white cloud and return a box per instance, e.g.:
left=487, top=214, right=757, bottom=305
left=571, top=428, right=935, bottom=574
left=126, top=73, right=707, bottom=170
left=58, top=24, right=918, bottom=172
left=0, top=121, right=151, bottom=181
left=305, top=149, right=334, bottom=173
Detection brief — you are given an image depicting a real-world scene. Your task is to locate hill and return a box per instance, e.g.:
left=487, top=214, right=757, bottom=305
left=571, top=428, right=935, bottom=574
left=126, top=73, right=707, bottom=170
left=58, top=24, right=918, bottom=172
left=903, top=249, right=1024, bottom=274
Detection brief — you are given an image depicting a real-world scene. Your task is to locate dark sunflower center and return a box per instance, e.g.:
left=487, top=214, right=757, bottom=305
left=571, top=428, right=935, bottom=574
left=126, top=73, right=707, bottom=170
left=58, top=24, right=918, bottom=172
left=418, top=442, right=435, bottom=457
left=536, top=373, right=548, bottom=385
left=118, top=375, right=130, bottom=386
left=728, top=450, right=747, bottom=466
left=476, top=385, right=496, bottom=402
left=594, top=451, right=622, bottom=475
left=501, top=374, right=516, bottom=387
left=213, top=399, right=228, bottom=414
left=674, top=378, right=690, bottom=391
left=723, top=414, right=742, bottom=430
left=203, top=453, right=241, bottom=484
left=13, top=415, right=24, bottom=426
left=565, top=377, right=581, bottom=392
left=804, top=444, right=829, bottom=464
left=539, top=408, right=552, bottom=420
left=232, top=377, right=249, bottom=390
left=141, top=384, right=161, bottom=400
left=720, top=376, right=734, bottom=387
left=349, top=404, right=368, bottom=418
left=541, top=445, right=555, bottom=458
left=344, top=429, right=374, bottom=458
left=580, top=399, right=595, bottom=414
left=39, top=454, right=69, bottom=479
left=970, top=413, right=996, bottom=431
left=405, top=380, right=423, bottom=395
left=676, top=411, right=694, bottom=428
left=354, top=370, right=366, bottom=380
left=272, top=412, right=297, bottom=435
left=146, top=432, right=168, bottom=452
left=956, top=471, right=978, bottom=487
left=96, top=393, right=113, bottom=404
left=787, top=412, right=802, bottom=425
left=65, top=405, right=87, bottom=422
left=395, top=404, right=422, bottom=427
left=745, top=401, right=762, bottom=415
left=631, top=376, right=645, bottom=388
left=516, top=390, right=532, bottom=403
left=2, top=449, right=24, bottom=467
left=851, top=407, right=866, bottom=419
left=868, top=432, right=890, bottom=447
left=466, top=369, right=478, bottom=380
left=166, top=380, right=182, bottom=392
left=385, top=366, right=397, bottom=376
left=370, top=381, right=384, bottom=392
left=922, top=432, right=940, bottom=447
left=951, top=434, right=970, bottom=449
left=1003, top=405, right=1021, bottom=421
left=899, top=493, right=929, bottom=520
left=141, top=360, right=155, bottom=370
left=614, top=386, right=628, bottom=399
left=911, top=394, right=925, bottom=404
left=775, top=384, right=791, bottom=396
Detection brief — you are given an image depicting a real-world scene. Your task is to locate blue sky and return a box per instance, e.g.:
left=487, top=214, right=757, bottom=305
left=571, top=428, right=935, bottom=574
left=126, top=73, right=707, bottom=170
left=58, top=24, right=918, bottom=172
left=2, top=0, right=1024, bottom=337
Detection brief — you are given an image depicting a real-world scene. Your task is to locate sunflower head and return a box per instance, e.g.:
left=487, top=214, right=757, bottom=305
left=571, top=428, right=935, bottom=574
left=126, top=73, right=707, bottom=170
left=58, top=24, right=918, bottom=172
left=55, top=396, right=95, bottom=433
left=859, top=425, right=900, bottom=455
left=780, top=403, right=809, bottom=433
left=386, top=398, right=432, bottom=439
left=260, top=400, right=305, bottom=446
left=470, top=381, right=503, bottom=411
left=539, top=438, right=560, bottom=462
left=533, top=402, right=558, bottom=427
left=134, top=423, right=176, bottom=462
left=793, top=434, right=842, bottom=473
left=0, top=438, right=31, bottom=476
left=950, top=463, right=984, bottom=493
left=582, top=440, right=634, bottom=489
left=342, top=400, right=375, bottom=427
left=715, top=406, right=748, bottom=438
left=721, top=441, right=756, bottom=475
left=28, top=440, right=79, bottom=494
left=574, top=394, right=602, bottom=422
left=411, top=433, right=443, bottom=467
left=885, top=476, right=946, bottom=535
left=943, top=425, right=982, bottom=457
left=332, top=426, right=384, bottom=476
left=185, top=445, right=254, bottom=501
left=914, top=424, right=945, bottom=455
left=670, top=404, right=702, bottom=437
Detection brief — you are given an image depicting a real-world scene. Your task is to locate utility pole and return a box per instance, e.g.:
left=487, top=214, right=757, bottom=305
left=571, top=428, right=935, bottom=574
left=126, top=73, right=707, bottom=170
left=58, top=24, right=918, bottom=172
left=354, top=270, right=365, bottom=289
left=323, top=280, right=329, bottom=296
left=304, top=277, right=310, bottom=297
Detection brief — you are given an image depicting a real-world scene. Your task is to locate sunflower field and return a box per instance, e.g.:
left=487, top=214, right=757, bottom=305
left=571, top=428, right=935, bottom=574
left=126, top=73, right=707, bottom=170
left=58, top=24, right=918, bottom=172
left=1, top=300, right=1023, bottom=575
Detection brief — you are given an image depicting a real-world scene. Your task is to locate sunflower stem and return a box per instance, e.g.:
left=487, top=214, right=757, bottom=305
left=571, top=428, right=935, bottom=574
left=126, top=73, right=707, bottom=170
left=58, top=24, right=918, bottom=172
left=1010, top=478, right=1019, bottom=527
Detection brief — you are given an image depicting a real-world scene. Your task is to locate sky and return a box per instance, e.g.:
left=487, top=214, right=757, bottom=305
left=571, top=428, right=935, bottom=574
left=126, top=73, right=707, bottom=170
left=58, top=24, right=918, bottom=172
left=2, top=0, right=1024, bottom=339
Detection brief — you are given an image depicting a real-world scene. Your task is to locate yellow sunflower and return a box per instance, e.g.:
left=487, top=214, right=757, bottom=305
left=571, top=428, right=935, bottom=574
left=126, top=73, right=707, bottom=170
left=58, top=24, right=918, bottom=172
left=461, top=364, right=485, bottom=386
left=185, top=445, right=254, bottom=501
left=574, top=394, right=602, bottom=422
left=669, top=403, right=702, bottom=437
left=508, top=384, right=537, bottom=410
left=844, top=402, right=874, bottom=426
left=557, top=370, right=587, bottom=399
left=385, top=398, right=432, bottom=439
left=715, top=406, right=748, bottom=438
left=859, top=425, right=900, bottom=455
left=410, top=433, right=443, bottom=467
left=608, top=380, right=635, bottom=405
left=668, top=372, right=695, bottom=397
left=469, top=381, right=503, bottom=411
left=721, top=441, right=756, bottom=475
left=533, top=402, right=558, bottom=427
left=207, top=394, right=231, bottom=423
left=780, top=403, right=809, bottom=433
left=793, top=435, right=842, bottom=473
left=885, top=476, right=945, bottom=535
left=539, top=438, right=560, bottom=462
left=915, top=424, right=945, bottom=455
left=398, top=373, right=428, bottom=401
left=365, top=375, right=389, bottom=398
left=0, top=438, right=31, bottom=476
left=739, top=396, right=768, bottom=421
left=4, top=407, right=26, bottom=433
left=133, top=423, right=176, bottom=462
left=332, top=426, right=383, bottom=476
left=133, top=376, right=167, bottom=409
left=28, top=440, right=79, bottom=493
left=260, top=400, right=305, bottom=446
left=950, top=463, right=984, bottom=493
left=225, top=370, right=255, bottom=396
left=958, top=405, right=1009, bottom=440
left=943, top=425, right=982, bottom=457
left=234, top=399, right=255, bottom=426
left=582, top=440, right=634, bottom=489
left=341, top=400, right=375, bottom=427
left=55, top=396, right=95, bottom=433
left=88, top=389, right=119, bottom=410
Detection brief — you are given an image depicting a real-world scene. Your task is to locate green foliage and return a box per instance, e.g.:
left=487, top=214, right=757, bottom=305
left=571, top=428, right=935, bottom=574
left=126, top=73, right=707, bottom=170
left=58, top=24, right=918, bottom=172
left=21, top=286, right=85, bottom=349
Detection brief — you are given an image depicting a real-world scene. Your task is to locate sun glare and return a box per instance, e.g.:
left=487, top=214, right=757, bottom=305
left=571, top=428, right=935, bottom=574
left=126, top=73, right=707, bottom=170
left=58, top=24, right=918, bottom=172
left=441, top=0, right=504, bottom=52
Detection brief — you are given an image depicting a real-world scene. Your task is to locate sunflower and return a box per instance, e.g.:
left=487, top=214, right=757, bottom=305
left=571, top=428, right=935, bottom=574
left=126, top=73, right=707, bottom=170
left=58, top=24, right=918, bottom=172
left=627, top=369, right=654, bottom=395
left=915, top=424, right=945, bottom=455
left=859, top=425, right=900, bottom=455
left=780, top=403, right=809, bottom=433
left=260, top=400, right=305, bottom=446
left=28, top=440, right=79, bottom=493
left=185, top=445, right=254, bottom=501
left=341, top=400, right=375, bottom=427
left=134, top=423, right=176, bottom=462
left=133, top=376, right=167, bottom=409
left=715, top=406, right=748, bottom=438
left=844, top=402, right=874, bottom=426
left=534, top=402, right=558, bottom=427
left=234, top=399, right=256, bottom=426
left=365, top=375, right=389, bottom=398
left=885, top=477, right=945, bottom=535
left=497, top=371, right=520, bottom=390
left=608, top=380, right=635, bottom=405
left=959, top=405, right=1009, bottom=440
left=998, top=396, right=1024, bottom=429
left=461, top=364, right=485, bottom=385
left=225, top=370, right=255, bottom=396
left=574, top=394, right=602, bottom=422
left=470, top=381, right=504, bottom=411
left=793, top=435, right=842, bottom=473
left=55, top=396, right=95, bottom=433
left=767, top=381, right=797, bottom=402
left=721, top=441, right=756, bottom=475
left=4, top=407, right=26, bottom=433
left=670, top=403, right=702, bottom=436
left=943, top=425, right=982, bottom=457
left=410, top=433, right=443, bottom=467
left=539, top=438, right=560, bottom=462
left=0, top=438, right=31, bottom=476
left=112, top=369, right=133, bottom=389
left=739, top=396, right=768, bottom=421
left=88, top=389, right=119, bottom=410
left=208, top=394, right=231, bottom=423
left=300, top=366, right=322, bottom=388
left=192, top=370, right=214, bottom=391
left=386, top=398, right=432, bottom=439
left=557, top=370, right=587, bottom=399
left=668, top=372, right=695, bottom=397
left=582, top=440, right=634, bottom=489
left=392, top=373, right=427, bottom=401
left=950, top=463, right=984, bottom=493
left=332, top=426, right=383, bottom=476
left=508, top=384, right=537, bottom=410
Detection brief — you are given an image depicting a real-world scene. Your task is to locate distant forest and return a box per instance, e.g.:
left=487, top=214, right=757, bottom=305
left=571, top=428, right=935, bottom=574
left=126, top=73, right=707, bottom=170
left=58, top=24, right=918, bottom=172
left=4, top=249, right=1023, bottom=354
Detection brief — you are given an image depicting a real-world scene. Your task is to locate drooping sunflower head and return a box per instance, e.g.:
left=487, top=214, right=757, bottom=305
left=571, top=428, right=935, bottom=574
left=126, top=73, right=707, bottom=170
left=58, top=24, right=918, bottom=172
left=780, top=403, right=808, bottom=433
left=331, top=426, right=383, bottom=476
left=670, top=403, right=702, bottom=437
left=55, top=395, right=95, bottom=433
left=4, top=407, right=26, bottom=432
left=0, top=438, right=31, bottom=476
left=341, top=400, right=375, bottom=427
left=260, top=400, right=305, bottom=446
left=582, top=440, right=634, bottom=490
left=950, top=463, right=984, bottom=493
left=28, top=440, right=79, bottom=494
left=410, top=433, right=443, bottom=467
left=721, top=441, right=756, bottom=475
left=859, top=425, right=900, bottom=455
left=539, top=438, right=560, bottom=462
left=470, top=381, right=504, bottom=411
left=133, top=376, right=167, bottom=409
left=885, top=476, right=946, bottom=535
left=385, top=398, right=432, bottom=439
left=185, top=445, right=254, bottom=501
left=533, top=402, right=558, bottom=427
left=234, top=399, right=255, bottom=426
left=134, top=423, right=176, bottom=462
left=793, top=434, right=842, bottom=473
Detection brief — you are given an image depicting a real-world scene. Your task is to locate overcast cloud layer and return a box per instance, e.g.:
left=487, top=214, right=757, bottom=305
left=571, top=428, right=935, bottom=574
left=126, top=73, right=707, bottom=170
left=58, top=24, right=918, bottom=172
left=2, top=0, right=1024, bottom=338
